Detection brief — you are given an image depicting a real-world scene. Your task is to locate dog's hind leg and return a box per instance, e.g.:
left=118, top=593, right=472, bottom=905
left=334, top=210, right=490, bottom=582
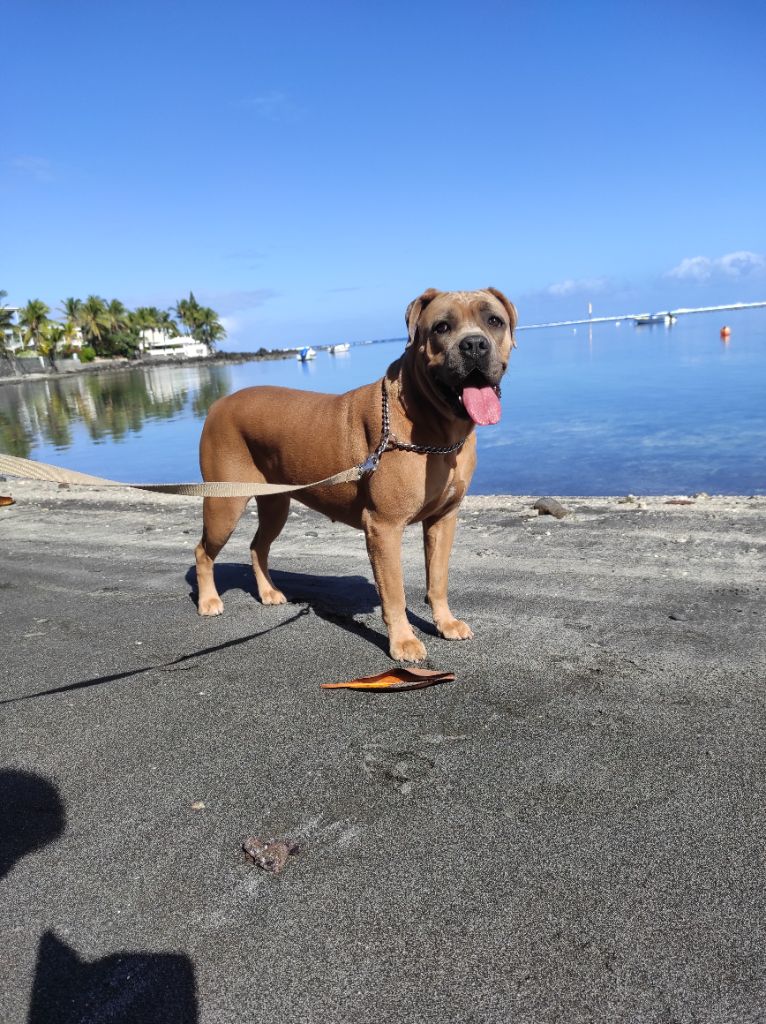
left=250, top=494, right=291, bottom=605
left=195, top=496, right=249, bottom=615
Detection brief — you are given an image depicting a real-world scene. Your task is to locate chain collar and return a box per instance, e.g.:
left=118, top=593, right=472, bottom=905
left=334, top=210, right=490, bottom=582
left=357, top=379, right=466, bottom=477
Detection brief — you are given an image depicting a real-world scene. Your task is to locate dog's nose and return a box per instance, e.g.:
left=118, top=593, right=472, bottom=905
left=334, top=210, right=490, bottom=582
left=458, top=334, right=490, bottom=359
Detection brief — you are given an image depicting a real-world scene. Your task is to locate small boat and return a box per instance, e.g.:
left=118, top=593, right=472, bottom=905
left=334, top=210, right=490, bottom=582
left=329, top=343, right=350, bottom=354
left=296, top=346, right=316, bottom=361
left=634, top=313, right=677, bottom=326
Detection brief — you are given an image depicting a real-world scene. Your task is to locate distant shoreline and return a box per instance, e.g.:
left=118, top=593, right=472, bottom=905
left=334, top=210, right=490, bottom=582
left=0, top=348, right=299, bottom=388
left=0, top=338, right=411, bottom=388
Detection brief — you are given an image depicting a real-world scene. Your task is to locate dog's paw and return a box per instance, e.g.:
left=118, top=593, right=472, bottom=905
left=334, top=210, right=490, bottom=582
left=259, top=587, right=287, bottom=606
left=436, top=618, right=474, bottom=641
left=198, top=595, right=224, bottom=616
left=390, top=636, right=428, bottom=663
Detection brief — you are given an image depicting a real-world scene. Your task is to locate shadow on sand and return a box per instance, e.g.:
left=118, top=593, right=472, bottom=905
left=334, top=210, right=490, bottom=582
left=187, top=563, right=439, bottom=656
left=28, top=932, right=198, bottom=1024
left=0, top=770, right=65, bottom=882
left=0, top=606, right=310, bottom=707
left=0, top=769, right=199, bottom=1023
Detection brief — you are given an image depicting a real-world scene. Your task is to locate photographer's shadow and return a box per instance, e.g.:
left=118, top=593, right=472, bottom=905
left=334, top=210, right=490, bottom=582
left=0, top=769, right=64, bottom=883
left=0, top=769, right=198, bottom=1024
left=28, top=932, right=197, bottom=1024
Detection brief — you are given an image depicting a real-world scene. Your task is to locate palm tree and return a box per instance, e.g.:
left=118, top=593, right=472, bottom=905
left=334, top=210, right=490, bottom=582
left=130, top=306, right=177, bottom=334
left=78, top=295, right=108, bottom=348
left=174, top=293, right=225, bottom=352
left=104, top=298, right=129, bottom=335
left=174, top=292, right=203, bottom=336
left=130, top=307, right=156, bottom=333
left=194, top=306, right=226, bottom=352
left=59, top=297, right=83, bottom=324
left=39, top=321, right=67, bottom=358
left=157, top=309, right=179, bottom=336
left=18, top=299, right=51, bottom=350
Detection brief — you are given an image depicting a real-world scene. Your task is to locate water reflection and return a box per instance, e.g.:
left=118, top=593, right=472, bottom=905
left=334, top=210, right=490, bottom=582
left=2, top=311, right=765, bottom=494
left=0, top=365, right=231, bottom=457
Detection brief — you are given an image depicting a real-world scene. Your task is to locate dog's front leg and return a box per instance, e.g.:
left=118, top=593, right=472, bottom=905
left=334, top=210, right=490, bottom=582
left=363, top=513, right=427, bottom=662
left=423, top=512, right=473, bottom=641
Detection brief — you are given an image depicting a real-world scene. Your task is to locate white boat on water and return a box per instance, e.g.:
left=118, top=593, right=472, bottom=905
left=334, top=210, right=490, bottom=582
left=634, top=313, right=677, bottom=326
left=296, top=346, right=316, bottom=361
left=329, top=343, right=350, bottom=354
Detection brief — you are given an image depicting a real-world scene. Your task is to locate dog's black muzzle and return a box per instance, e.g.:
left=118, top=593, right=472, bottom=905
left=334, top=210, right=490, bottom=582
left=458, top=333, right=491, bottom=362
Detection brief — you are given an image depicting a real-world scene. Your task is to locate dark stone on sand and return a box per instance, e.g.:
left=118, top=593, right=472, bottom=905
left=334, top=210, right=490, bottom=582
left=533, top=496, right=570, bottom=519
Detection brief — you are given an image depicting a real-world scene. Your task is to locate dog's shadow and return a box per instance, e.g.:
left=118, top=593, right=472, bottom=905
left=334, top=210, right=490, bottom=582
left=185, top=563, right=438, bottom=655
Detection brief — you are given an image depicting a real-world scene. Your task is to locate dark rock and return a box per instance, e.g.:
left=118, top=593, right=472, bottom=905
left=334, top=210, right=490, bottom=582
left=533, top=497, right=570, bottom=519
left=243, top=836, right=300, bottom=874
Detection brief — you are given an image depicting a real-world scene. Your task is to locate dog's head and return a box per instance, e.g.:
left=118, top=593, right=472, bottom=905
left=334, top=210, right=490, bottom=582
left=403, top=288, right=517, bottom=425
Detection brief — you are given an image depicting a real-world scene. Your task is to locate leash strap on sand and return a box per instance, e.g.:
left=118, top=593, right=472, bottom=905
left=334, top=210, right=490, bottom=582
left=0, top=452, right=364, bottom=499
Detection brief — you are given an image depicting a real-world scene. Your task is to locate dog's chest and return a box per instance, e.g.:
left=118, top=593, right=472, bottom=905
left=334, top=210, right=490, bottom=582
left=373, top=451, right=469, bottom=523
left=417, top=475, right=467, bottom=521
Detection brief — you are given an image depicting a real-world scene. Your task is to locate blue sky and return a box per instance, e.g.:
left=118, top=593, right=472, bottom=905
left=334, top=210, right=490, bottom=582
left=2, top=0, right=765, bottom=348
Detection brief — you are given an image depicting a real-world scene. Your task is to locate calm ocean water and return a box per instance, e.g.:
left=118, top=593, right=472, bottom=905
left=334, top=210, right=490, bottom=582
left=2, top=308, right=765, bottom=495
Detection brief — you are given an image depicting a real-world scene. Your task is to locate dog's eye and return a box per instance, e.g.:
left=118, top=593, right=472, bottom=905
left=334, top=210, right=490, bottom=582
left=488, top=315, right=504, bottom=328
left=433, top=321, right=451, bottom=335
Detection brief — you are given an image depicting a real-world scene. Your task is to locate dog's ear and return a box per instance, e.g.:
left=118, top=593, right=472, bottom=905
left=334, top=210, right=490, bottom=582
left=405, top=288, right=440, bottom=347
left=486, top=287, right=518, bottom=348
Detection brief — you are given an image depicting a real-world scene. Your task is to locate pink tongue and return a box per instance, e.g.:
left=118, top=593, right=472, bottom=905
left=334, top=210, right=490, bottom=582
left=462, top=385, right=501, bottom=426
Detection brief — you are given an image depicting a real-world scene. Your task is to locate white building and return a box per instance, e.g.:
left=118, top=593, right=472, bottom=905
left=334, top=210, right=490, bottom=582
left=1, top=306, right=20, bottom=351
left=139, top=328, right=210, bottom=359
left=1, top=309, right=84, bottom=353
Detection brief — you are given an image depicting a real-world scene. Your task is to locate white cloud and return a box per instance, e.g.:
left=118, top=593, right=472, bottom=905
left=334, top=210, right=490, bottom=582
left=666, top=256, right=713, bottom=281
left=667, top=250, right=766, bottom=281
left=717, top=250, right=766, bottom=276
left=546, top=276, right=610, bottom=297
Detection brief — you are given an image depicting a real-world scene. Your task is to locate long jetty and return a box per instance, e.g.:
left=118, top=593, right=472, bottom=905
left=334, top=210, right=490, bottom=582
left=517, top=300, right=766, bottom=331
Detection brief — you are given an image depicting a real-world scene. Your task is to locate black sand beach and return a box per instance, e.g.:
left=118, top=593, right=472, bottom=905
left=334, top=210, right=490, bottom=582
left=1, top=484, right=764, bottom=1022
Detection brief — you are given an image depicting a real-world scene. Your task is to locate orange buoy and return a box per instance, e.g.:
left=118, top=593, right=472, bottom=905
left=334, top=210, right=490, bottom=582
left=720, top=325, right=731, bottom=338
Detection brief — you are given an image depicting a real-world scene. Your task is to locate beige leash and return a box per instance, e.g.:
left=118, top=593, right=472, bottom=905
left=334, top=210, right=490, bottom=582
left=0, top=452, right=364, bottom=499
left=0, top=381, right=461, bottom=499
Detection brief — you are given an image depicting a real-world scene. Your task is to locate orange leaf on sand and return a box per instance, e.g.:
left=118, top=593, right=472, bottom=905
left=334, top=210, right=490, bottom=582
left=0, top=496, right=15, bottom=507
left=321, top=667, right=455, bottom=691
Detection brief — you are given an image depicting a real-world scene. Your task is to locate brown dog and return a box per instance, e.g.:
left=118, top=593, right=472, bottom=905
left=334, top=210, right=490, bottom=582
left=195, top=287, right=517, bottom=661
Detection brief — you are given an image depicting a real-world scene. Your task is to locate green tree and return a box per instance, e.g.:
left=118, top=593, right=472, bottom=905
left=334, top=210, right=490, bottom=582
left=100, top=299, right=139, bottom=358
left=104, top=298, right=129, bottom=335
left=174, top=292, right=225, bottom=352
left=157, top=309, right=179, bottom=335
left=79, top=295, right=108, bottom=349
left=54, top=298, right=84, bottom=355
left=174, top=291, right=203, bottom=336
left=0, top=290, right=16, bottom=355
left=59, top=297, right=83, bottom=324
left=18, top=299, right=51, bottom=350
left=37, top=321, right=67, bottom=358
left=130, top=306, right=179, bottom=335
left=194, top=306, right=226, bottom=352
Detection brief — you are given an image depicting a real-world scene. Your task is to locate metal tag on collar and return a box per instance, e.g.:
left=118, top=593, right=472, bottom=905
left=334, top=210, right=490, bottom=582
left=357, top=452, right=381, bottom=477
